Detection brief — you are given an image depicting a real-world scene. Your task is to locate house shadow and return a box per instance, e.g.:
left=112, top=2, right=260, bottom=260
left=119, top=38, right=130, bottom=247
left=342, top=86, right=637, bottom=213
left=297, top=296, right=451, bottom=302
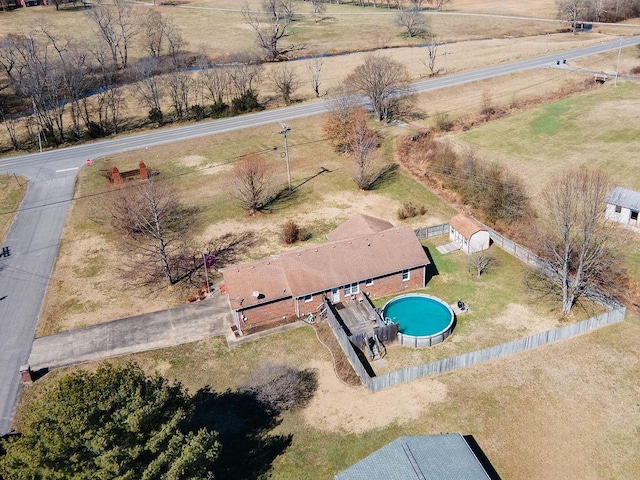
left=190, top=387, right=293, bottom=479
left=463, top=435, right=502, bottom=480
left=423, top=246, right=440, bottom=279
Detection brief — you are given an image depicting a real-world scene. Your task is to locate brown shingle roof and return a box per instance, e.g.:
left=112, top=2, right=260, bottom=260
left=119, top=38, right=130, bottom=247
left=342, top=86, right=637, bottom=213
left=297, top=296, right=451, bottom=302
left=450, top=214, right=485, bottom=240
left=326, top=213, right=394, bottom=241
left=222, top=227, right=429, bottom=311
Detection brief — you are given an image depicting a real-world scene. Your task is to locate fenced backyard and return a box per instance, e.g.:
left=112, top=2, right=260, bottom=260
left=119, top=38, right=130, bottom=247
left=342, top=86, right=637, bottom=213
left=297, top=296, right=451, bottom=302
left=326, top=222, right=628, bottom=392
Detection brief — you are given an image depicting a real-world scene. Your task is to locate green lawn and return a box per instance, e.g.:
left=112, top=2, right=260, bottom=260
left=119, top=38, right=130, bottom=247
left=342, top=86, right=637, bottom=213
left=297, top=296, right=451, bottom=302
left=457, top=82, right=640, bottom=198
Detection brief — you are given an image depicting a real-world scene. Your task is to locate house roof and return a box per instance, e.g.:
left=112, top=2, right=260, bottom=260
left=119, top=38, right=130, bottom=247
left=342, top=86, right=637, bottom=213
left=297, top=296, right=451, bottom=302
left=222, top=226, right=429, bottom=310
left=334, top=434, right=492, bottom=480
left=326, top=213, right=394, bottom=241
left=450, top=214, right=486, bottom=240
left=607, top=186, right=640, bottom=211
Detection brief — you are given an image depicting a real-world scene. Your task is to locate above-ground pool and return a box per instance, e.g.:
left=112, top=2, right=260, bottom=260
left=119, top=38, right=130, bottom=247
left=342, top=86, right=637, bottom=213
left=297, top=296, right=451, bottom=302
left=382, top=294, right=455, bottom=348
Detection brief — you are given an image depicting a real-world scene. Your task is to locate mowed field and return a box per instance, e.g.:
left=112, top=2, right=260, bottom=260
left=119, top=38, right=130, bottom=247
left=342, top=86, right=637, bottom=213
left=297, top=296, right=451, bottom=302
left=457, top=82, right=640, bottom=198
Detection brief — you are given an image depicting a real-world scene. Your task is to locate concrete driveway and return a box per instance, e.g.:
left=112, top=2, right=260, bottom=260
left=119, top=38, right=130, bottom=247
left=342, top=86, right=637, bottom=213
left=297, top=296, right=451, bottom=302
left=28, top=292, right=234, bottom=371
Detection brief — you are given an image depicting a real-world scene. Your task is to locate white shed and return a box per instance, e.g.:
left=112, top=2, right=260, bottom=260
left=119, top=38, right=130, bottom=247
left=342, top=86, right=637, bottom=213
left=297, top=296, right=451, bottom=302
left=606, top=186, right=640, bottom=226
left=449, top=214, right=490, bottom=254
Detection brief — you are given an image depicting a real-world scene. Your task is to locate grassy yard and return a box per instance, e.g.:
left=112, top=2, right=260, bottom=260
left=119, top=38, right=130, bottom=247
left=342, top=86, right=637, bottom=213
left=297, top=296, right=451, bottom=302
left=0, top=174, right=27, bottom=243
left=17, top=307, right=640, bottom=479
left=456, top=82, right=640, bottom=199
left=368, top=237, right=601, bottom=374
left=37, top=116, right=457, bottom=335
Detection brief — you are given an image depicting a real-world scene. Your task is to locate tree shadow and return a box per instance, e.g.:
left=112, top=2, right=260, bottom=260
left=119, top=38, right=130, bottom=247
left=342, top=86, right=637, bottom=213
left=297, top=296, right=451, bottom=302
left=190, top=387, right=292, bottom=479
left=369, top=163, right=399, bottom=190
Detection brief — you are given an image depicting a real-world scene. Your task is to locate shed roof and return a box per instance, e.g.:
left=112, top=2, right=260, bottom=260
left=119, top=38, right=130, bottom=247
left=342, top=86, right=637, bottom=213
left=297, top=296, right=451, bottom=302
left=607, top=186, right=640, bottom=211
left=334, top=434, right=492, bottom=480
left=222, top=226, right=429, bottom=310
left=450, top=214, right=486, bottom=240
left=327, top=213, right=394, bottom=241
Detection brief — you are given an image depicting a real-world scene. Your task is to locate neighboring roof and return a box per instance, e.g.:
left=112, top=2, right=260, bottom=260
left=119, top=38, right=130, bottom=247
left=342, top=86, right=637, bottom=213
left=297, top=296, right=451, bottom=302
left=450, top=214, right=486, bottom=240
left=222, top=227, right=429, bottom=310
left=607, top=186, right=640, bottom=211
left=326, top=213, right=394, bottom=241
left=335, top=434, right=492, bottom=480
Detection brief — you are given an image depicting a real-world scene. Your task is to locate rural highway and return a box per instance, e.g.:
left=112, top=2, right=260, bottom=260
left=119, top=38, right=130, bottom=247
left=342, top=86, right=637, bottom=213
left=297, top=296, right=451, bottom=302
left=1, top=35, right=639, bottom=435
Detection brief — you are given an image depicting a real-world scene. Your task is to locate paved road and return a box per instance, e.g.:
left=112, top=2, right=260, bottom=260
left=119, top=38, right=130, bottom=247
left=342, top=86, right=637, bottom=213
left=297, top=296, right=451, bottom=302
left=0, top=35, right=639, bottom=435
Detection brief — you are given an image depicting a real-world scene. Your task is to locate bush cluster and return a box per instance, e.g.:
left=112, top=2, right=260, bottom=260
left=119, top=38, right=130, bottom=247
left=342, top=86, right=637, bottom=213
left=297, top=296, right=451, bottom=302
left=281, top=220, right=308, bottom=244
left=397, top=202, right=426, bottom=220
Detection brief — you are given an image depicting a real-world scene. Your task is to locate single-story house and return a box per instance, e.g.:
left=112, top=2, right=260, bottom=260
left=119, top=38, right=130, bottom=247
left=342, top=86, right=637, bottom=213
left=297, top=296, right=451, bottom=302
left=606, top=186, right=640, bottom=226
left=449, top=214, right=490, bottom=254
left=334, top=434, right=497, bottom=480
left=221, top=216, right=430, bottom=334
left=326, top=213, right=394, bottom=241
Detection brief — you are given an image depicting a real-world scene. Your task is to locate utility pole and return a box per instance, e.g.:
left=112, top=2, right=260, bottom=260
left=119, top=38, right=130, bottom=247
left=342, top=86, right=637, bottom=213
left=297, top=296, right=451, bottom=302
left=279, top=122, right=292, bottom=191
left=615, top=38, right=622, bottom=87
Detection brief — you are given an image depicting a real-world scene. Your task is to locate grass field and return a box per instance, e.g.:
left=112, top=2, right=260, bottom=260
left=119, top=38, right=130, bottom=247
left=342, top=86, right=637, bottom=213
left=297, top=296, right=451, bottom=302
left=0, top=175, right=26, bottom=244
left=456, top=82, right=640, bottom=197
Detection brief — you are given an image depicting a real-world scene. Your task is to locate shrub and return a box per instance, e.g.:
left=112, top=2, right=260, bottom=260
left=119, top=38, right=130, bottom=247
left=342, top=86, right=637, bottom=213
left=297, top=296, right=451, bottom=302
left=190, top=104, right=207, bottom=120
left=434, top=112, right=454, bottom=132
left=281, top=220, right=308, bottom=244
left=397, top=202, right=425, bottom=220
left=148, top=108, right=163, bottom=125
left=210, top=100, right=229, bottom=118
left=242, top=363, right=318, bottom=414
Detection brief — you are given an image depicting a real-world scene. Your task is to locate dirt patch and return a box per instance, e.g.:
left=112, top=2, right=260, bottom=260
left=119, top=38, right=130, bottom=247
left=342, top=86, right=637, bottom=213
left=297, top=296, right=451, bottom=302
left=303, top=360, right=448, bottom=433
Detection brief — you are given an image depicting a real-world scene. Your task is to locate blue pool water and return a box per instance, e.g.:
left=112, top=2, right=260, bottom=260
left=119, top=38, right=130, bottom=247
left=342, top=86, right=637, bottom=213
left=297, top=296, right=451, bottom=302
left=383, top=295, right=454, bottom=336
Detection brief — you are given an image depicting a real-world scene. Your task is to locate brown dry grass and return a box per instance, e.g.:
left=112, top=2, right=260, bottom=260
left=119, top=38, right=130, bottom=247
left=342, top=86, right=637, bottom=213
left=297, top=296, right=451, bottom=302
left=20, top=309, right=640, bottom=479
left=0, top=174, right=26, bottom=243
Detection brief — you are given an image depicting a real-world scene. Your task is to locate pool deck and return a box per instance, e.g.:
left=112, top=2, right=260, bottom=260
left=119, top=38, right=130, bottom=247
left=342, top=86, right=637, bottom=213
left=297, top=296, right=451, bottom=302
left=334, top=297, right=379, bottom=336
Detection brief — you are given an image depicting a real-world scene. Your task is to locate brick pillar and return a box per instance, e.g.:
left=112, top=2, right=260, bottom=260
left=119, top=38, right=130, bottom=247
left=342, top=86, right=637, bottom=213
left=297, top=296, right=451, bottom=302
left=20, top=365, right=33, bottom=384
left=139, top=162, right=149, bottom=180
left=112, top=166, right=121, bottom=184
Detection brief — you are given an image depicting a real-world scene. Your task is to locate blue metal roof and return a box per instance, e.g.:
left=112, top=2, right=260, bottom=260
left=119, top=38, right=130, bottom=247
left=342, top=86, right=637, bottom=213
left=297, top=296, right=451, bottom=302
left=607, top=187, right=640, bottom=211
left=335, top=434, right=492, bottom=480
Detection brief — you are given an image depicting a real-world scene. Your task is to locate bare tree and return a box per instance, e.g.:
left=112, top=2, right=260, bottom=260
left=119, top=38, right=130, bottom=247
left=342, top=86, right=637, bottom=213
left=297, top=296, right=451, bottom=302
left=427, top=0, right=452, bottom=11
left=134, top=58, right=164, bottom=124
left=323, top=88, right=360, bottom=153
left=556, top=0, right=588, bottom=33
left=348, top=108, right=381, bottom=190
left=85, top=0, right=136, bottom=69
left=536, top=169, right=624, bottom=313
left=243, top=0, right=296, bottom=61
left=231, top=154, right=278, bottom=214
left=166, top=67, right=191, bottom=119
left=468, top=252, right=495, bottom=278
left=395, top=4, right=430, bottom=38
left=306, top=55, right=323, bottom=98
left=90, top=42, right=126, bottom=135
left=140, top=10, right=167, bottom=59
left=310, top=0, right=327, bottom=22
left=227, top=54, right=263, bottom=99
left=423, top=33, right=442, bottom=76
left=344, top=55, right=413, bottom=122
left=103, top=179, right=191, bottom=286
left=270, top=62, right=300, bottom=105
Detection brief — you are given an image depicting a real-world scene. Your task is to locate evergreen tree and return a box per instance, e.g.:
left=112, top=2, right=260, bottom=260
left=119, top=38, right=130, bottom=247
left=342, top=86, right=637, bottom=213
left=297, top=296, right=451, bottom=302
left=0, top=363, right=219, bottom=480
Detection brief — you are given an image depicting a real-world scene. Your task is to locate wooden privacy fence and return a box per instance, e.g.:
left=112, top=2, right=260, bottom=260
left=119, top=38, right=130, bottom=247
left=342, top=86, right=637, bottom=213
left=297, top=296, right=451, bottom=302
left=323, top=222, right=628, bottom=392
left=366, top=306, right=625, bottom=392
left=414, top=223, right=449, bottom=240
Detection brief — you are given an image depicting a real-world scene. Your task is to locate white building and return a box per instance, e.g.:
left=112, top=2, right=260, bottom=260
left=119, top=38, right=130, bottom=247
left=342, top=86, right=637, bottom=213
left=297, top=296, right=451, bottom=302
left=606, top=186, right=640, bottom=226
left=449, top=214, right=490, bottom=254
